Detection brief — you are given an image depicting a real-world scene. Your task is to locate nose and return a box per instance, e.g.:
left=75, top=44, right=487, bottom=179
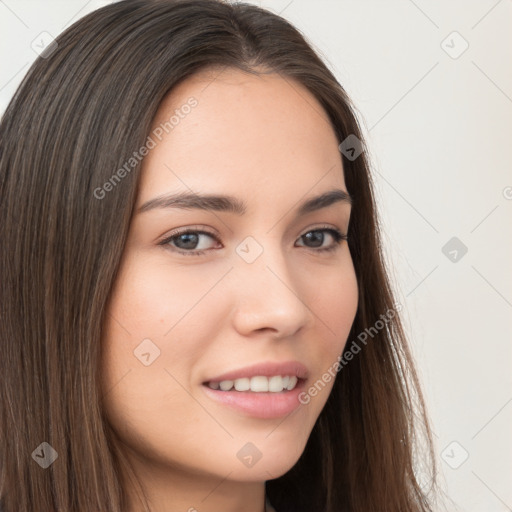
left=229, top=242, right=311, bottom=339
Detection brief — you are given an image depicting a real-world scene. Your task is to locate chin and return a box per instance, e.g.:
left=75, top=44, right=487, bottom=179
left=237, top=440, right=307, bottom=481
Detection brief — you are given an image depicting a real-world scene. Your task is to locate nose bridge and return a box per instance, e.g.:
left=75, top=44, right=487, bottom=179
left=229, top=234, right=310, bottom=336
left=234, top=234, right=292, bottom=289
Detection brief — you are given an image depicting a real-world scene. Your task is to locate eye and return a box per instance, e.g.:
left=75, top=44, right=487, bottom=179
left=159, top=226, right=348, bottom=256
left=159, top=229, right=220, bottom=255
left=295, top=227, right=348, bottom=253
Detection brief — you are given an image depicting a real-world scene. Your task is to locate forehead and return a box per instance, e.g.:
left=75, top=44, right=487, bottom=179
left=138, top=67, right=346, bottom=206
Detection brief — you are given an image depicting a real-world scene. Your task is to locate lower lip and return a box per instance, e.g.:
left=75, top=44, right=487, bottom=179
left=201, top=380, right=306, bottom=419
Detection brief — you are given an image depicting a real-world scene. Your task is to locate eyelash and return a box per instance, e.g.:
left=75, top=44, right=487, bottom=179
left=158, top=225, right=348, bottom=257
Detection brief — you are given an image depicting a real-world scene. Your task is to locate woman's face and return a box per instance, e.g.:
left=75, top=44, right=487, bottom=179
left=101, top=67, right=358, bottom=492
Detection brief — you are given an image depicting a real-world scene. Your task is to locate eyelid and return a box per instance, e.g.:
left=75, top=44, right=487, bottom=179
left=158, top=225, right=219, bottom=243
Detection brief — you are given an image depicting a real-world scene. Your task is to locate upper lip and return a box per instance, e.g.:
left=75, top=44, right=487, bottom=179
left=203, top=360, right=309, bottom=383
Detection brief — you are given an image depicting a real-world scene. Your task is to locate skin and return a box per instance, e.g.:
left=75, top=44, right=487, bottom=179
left=101, top=67, right=359, bottom=512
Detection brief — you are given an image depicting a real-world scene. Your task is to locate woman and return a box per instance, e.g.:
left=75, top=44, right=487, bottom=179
left=0, top=1, right=438, bottom=511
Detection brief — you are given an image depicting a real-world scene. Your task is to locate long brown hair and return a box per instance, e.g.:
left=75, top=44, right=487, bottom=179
left=0, top=1, right=438, bottom=510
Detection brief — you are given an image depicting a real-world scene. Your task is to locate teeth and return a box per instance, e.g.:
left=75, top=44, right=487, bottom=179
left=219, top=380, right=234, bottom=391
left=234, top=378, right=250, bottom=391
left=207, top=375, right=298, bottom=392
left=287, top=376, right=298, bottom=390
left=251, top=376, right=268, bottom=392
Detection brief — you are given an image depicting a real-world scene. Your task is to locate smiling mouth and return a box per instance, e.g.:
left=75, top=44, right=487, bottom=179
left=203, top=375, right=302, bottom=393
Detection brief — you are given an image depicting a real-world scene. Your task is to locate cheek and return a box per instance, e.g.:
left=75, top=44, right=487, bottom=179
left=106, top=251, right=230, bottom=338
left=308, top=256, right=359, bottom=350
left=101, top=258, right=224, bottom=405
left=299, top=256, right=358, bottom=408
left=100, top=252, right=234, bottom=405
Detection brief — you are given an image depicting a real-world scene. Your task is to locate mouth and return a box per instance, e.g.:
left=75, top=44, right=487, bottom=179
left=200, top=360, right=309, bottom=418
left=200, top=376, right=307, bottom=419
left=203, top=375, right=302, bottom=393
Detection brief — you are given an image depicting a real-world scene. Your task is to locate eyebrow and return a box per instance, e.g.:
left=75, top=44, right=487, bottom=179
left=137, top=188, right=352, bottom=216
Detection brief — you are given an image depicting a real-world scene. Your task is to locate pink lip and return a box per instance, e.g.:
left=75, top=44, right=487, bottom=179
left=201, top=379, right=307, bottom=419
left=201, top=360, right=309, bottom=419
left=203, top=360, right=309, bottom=383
